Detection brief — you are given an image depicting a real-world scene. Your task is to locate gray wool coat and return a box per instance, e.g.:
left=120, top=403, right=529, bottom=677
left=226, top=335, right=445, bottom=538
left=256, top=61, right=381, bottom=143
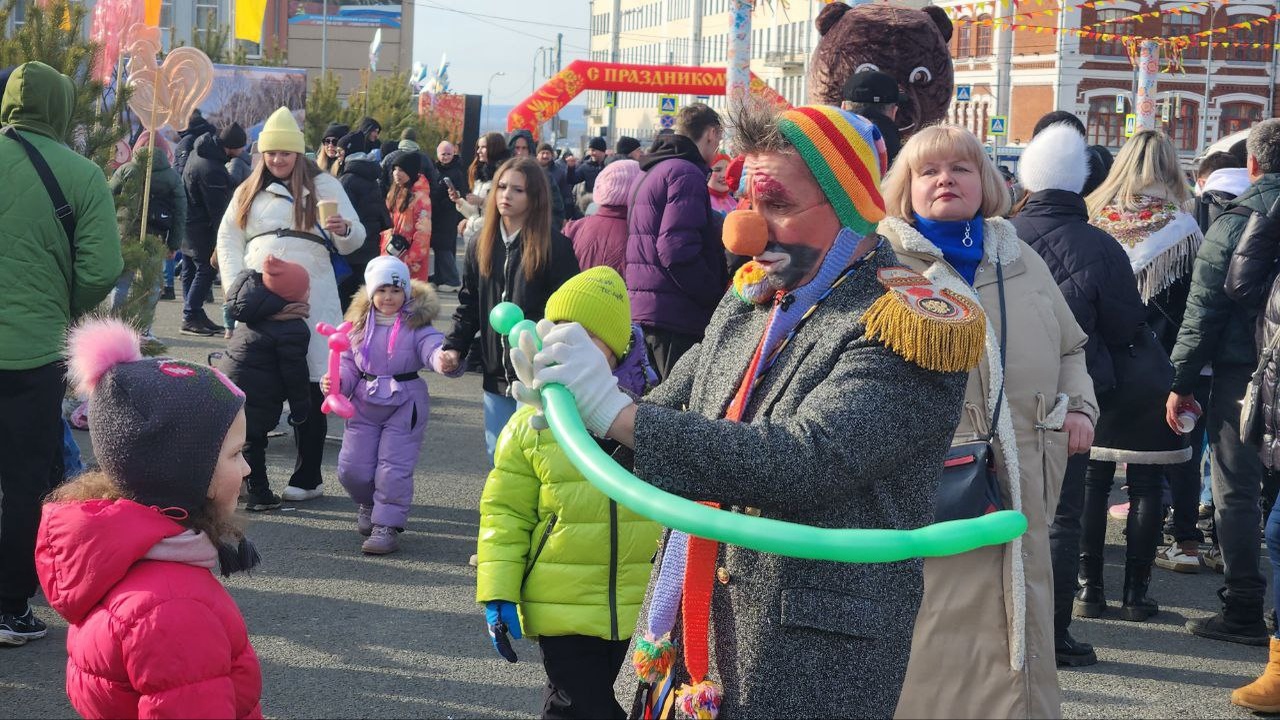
left=631, top=247, right=969, bottom=718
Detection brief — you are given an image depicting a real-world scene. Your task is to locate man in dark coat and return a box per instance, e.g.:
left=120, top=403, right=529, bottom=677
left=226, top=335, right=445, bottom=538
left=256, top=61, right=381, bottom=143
left=625, top=102, right=727, bottom=378
left=1195, top=151, right=1250, bottom=233
left=337, top=138, right=390, bottom=311
left=575, top=136, right=608, bottom=213
left=515, top=103, right=979, bottom=718
left=1013, top=121, right=1147, bottom=668
left=181, top=132, right=233, bottom=336
left=1170, top=118, right=1280, bottom=647
left=174, top=108, right=216, bottom=177
left=221, top=122, right=250, bottom=187
left=430, top=140, right=468, bottom=290
left=840, top=70, right=902, bottom=166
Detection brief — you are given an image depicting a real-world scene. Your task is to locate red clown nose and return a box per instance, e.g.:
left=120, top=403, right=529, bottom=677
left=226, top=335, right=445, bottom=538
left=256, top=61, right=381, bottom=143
left=722, top=209, right=768, bottom=257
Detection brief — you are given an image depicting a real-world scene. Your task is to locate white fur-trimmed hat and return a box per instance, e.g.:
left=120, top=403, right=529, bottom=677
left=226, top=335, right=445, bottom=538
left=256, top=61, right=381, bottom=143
left=1018, top=123, right=1089, bottom=194
left=364, top=255, right=411, bottom=300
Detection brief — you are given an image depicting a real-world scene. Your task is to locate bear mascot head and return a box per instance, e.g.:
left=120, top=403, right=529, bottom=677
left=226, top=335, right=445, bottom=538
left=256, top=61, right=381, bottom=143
left=807, top=1, right=955, bottom=140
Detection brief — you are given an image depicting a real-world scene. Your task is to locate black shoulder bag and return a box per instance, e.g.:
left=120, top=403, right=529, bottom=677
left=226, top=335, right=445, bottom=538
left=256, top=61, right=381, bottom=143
left=934, top=261, right=1007, bottom=523
left=3, top=126, right=77, bottom=258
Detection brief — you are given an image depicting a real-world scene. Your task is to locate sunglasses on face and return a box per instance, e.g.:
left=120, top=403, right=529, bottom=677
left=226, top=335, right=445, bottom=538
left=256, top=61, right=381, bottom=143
left=322, top=138, right=338, bottom=146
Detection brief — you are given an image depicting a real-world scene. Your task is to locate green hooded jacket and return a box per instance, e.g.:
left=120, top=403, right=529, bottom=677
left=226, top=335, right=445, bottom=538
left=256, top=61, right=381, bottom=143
left=109, top=147, right=188, bottom=251
left=476, top=405, right=661, bottom=640
left=0, top=61, right=122, bottom=370
left=1170, top=173, right=1280, bottom=391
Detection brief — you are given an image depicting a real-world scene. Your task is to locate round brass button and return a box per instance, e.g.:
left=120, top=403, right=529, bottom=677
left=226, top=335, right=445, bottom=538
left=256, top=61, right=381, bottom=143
left=716, top=567, right=731, bottom=585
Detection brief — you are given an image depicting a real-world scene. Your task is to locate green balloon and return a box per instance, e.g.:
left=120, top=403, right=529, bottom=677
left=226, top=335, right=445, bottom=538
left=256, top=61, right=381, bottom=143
left=541, top=387, right=1026, bottom=563
left=487, top=301, right=1028, bottom=562
left=489, top=302, right=525, bottom=335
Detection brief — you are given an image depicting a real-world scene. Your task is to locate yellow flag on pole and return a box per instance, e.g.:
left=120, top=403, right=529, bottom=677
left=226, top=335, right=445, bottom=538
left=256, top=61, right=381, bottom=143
left=144, top=0, right=161, bottom=26
left=234, top=0, right=269, bottom=44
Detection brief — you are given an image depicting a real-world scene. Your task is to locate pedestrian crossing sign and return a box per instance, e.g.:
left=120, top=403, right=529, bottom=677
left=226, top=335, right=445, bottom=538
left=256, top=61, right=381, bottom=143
left=988, top=116, right=1007, bottom=136
left=956, top=85, right=972, bottom=102
left=604, top=91, right=616, bottom=108
left=1125, top=113, right=1137, bottom=138
left=659, top=95, right=678, bottom=116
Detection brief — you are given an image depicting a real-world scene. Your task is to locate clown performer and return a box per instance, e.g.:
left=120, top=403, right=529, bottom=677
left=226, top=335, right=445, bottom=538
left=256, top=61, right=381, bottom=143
left=512, top=102, right=988, bottom=718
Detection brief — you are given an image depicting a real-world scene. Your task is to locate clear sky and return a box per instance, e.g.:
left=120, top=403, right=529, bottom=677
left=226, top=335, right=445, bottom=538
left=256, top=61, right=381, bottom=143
left=410, top=0, right=593, bottom=108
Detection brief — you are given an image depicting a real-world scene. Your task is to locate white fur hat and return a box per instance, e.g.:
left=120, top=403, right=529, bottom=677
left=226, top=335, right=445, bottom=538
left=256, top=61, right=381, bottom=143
left=364, top=255, right=411, bottom=299
left=1017, top=123, right=1089, bottom=194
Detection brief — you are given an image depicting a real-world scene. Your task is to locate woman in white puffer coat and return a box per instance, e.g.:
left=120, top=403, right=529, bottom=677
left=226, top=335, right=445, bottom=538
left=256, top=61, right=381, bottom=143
left=216, top=107, right=365, bottom=504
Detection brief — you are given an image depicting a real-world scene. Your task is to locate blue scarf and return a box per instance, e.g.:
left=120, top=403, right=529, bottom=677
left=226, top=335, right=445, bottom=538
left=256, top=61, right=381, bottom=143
left=913, top=213, right=984, bottom=286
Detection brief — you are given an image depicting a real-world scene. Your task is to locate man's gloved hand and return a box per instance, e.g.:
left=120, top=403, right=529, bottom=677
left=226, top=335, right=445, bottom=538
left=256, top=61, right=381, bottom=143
left=509, top=319, right=555, bottom=431
left=484, top=600, right=522, bottom=663
left=534, top=322, right=633, bottom=437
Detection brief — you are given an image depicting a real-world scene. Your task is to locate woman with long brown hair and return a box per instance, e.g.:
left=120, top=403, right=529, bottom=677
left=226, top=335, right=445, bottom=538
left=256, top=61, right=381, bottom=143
left=216, top=107, right=365, bottom=508
left=381, top=152, right=433, bottom=281
left=440, top=156, right=579, bottom=464
left=451, top=132, right=511, bottom=245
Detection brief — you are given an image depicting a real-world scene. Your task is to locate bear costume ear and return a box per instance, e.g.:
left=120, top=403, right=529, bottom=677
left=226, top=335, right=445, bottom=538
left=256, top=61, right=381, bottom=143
left=923, top=5, right=953, bottom=42
left=816, top=1, right=852, bottom=35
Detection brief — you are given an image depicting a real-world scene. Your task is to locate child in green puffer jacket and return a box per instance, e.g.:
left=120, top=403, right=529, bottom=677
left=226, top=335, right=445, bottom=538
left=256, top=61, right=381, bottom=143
left=475, top=267, right=661, bottom=719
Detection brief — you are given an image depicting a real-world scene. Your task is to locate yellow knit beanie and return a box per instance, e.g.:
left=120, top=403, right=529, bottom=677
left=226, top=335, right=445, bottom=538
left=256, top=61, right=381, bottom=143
left=258, top=107, right=305, bottom=154
left=545, top=266, right=632, bottom=360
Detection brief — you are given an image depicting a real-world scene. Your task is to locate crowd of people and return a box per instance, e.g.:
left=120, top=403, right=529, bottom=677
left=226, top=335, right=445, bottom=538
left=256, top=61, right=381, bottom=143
left=8, top=56, right=1280, bottom=719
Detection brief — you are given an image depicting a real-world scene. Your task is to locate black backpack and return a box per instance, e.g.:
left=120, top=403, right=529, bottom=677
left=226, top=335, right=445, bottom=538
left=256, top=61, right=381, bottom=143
left=147, top=186, right=175, bottom=236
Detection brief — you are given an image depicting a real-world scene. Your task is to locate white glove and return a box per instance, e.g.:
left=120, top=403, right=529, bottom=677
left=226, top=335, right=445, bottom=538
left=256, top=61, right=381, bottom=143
left=509, top=320, right=555, bottom=431
left=534, top=322, right=633, bottom=437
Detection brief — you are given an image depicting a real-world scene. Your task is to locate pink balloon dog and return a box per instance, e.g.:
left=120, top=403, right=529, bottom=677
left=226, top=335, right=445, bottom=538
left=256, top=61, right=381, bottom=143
left=316, top=321, right=355, bottom=419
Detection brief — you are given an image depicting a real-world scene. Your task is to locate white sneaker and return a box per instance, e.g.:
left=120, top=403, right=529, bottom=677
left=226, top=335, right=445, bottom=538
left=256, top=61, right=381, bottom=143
left=281, top=486, right=324, bottom=502
left=1155, top=543, right=1201, bottom=573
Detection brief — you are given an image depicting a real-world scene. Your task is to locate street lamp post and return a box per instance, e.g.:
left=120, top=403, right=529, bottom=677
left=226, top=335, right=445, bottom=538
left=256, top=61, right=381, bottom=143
left=486, top=71, right=506, bottom=133
left=1199, top=2, right=1227, bottom=154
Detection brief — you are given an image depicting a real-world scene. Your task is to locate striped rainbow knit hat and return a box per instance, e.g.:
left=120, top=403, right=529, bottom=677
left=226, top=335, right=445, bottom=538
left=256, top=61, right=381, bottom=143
left=776, top=105, right=888, bottom=235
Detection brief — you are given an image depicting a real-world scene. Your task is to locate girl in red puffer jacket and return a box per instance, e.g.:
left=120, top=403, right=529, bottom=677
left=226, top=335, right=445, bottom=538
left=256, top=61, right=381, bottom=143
left=36, top=318, right=263, bottom=719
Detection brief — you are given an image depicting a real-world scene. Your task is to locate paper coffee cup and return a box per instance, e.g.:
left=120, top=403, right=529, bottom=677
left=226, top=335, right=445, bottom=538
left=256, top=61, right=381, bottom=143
left=1176, top=411, right=1197, bottom=435
left=318, top=200, right=338, bottom=224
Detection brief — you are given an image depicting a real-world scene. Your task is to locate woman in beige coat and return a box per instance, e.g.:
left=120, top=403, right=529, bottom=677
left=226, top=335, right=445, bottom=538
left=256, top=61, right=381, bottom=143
left=879, top=125, right=1099, bottom=719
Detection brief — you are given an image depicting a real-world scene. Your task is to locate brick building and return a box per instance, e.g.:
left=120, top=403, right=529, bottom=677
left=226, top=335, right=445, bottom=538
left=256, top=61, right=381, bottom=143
left=943, top=0, right=1278, bottom=157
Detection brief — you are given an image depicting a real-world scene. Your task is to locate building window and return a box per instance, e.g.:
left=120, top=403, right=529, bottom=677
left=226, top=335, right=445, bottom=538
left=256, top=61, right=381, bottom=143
left=194, top=0, right=221, bottom=45
left=1164, top=99, right=1199, bottom=152
left=1220, top=102, right=1263, bottom=138
left=1091, top=9, right=1128, bottom=57
left=1227, top=17, right=1269, bottom=62
left=12, top=0, right=25, bottom=27
left=1086, top=96, right=1125, bottom=148
left=975, top=16, right=992, bottom=57
left=955, top=21, right=971, bottom=58
left=1161, top=12, right=1201, bottom=59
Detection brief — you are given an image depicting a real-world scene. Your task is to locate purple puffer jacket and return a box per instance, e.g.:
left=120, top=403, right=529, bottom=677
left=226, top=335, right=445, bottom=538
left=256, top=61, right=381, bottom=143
left=625, top=135, right=728, bottom=337
left=564, top=204, right=628, bottom=277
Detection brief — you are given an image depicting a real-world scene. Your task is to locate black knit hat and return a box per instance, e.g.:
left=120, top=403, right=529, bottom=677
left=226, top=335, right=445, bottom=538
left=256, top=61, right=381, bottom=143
left=589, top=136, right=607, bottom=152
left=219, top=122, right=247, bottom=150
left=323, top=122, right=350, bottom=141
left=68, top=320, right=245, bottom=514
left=616, top=136, right=641, bottom=156
left=338, top=131, right=368, bottom=155
left=392, top=150, right=423, bottom=183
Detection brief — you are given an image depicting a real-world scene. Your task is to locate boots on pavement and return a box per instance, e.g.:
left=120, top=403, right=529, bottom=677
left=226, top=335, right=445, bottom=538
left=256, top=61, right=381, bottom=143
left=1233, top=637, right=1280, bottom=712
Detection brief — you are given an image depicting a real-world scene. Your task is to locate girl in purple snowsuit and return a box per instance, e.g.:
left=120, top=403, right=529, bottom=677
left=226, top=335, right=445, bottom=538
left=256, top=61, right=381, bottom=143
left=323, top=256, right=462, bottom=555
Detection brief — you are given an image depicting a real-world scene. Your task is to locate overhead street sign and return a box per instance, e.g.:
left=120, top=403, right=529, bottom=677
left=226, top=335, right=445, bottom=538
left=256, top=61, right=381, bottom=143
left=956, top=85, right=973, bottom=102
left=659, top=94, right=678, bottom=116
left=988, top=115, right=1007, bottom=136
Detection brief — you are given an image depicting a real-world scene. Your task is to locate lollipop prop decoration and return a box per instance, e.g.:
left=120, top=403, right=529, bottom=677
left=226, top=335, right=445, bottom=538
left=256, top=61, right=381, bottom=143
left=490, top=302, right=1028, bottom=563
left=123, top=24, right=214, bottom=246
left=317, top=322, right=355, bottom=419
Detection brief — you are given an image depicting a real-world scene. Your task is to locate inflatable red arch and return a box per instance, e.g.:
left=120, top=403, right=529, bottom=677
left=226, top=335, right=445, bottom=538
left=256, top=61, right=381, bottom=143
left=507, top=60, right=792, bottom=137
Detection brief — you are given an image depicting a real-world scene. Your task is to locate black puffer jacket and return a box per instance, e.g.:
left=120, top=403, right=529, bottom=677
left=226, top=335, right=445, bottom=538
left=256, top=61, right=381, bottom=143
left=1012, top=189, right=1147, bottom=395
left=1224, top=190, right=1280, bottom=465
left=174, top=114, right=216, bottom=177
left=181, top=134, right=233, bottom=257
left=1170, top=174, right=1280, bottom=393
left=338, top=157, right=391, bottom=266
left=216, top=270, right=311, bottom=422
left=444, top=230, right=580, bottom=395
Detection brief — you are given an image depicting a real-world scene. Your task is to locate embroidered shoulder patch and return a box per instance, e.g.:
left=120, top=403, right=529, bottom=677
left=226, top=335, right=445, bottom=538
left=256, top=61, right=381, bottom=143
left=861, top=266, right=986, bottom=373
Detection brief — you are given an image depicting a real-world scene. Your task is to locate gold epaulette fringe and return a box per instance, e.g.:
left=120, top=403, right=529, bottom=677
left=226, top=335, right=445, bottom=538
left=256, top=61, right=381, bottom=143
left=862, top=267, right=987, bottom=373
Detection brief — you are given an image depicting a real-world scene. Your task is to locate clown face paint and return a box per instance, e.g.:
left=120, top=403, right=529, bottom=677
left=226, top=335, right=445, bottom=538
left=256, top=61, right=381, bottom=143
left=745, top=152, right=842, bottom=292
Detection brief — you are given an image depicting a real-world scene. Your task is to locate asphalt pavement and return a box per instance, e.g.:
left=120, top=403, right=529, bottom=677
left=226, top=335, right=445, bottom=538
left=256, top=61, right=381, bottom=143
left=1, top=287, right=1275, bottom=718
